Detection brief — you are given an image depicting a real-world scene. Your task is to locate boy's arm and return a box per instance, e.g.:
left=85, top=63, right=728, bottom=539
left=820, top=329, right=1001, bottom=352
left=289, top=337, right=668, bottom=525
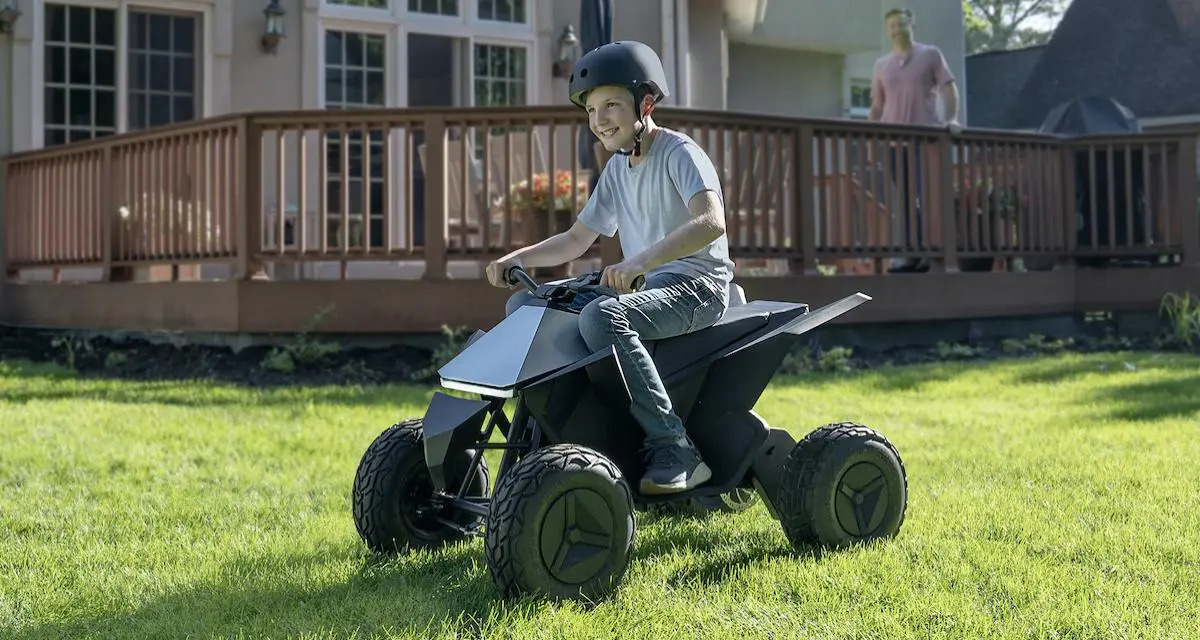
left=602, top=188, right=726, bottom=292
left=630, top=190, right=725, bottom=271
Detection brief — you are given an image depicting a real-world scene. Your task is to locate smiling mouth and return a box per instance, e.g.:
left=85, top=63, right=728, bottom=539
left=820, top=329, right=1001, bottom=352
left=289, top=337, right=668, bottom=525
left=597, top=127, right=619, bottom=139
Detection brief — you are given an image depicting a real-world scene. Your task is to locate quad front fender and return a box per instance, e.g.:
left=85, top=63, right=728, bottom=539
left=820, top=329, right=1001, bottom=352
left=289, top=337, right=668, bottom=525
left=422, top=392, right=491, bottom=492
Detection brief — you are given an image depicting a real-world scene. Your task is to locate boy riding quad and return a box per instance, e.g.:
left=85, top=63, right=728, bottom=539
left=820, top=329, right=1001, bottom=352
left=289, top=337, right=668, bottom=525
left=351, top=41, right=908, bottom=601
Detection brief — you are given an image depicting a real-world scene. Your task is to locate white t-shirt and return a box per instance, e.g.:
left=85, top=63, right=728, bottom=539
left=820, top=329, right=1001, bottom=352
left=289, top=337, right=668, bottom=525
left=578, top=127, right=734, bottom=300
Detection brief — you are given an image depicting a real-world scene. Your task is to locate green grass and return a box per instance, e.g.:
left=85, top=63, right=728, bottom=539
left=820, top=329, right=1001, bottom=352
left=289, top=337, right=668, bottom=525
left=3, top=351, right=1200, bottom=639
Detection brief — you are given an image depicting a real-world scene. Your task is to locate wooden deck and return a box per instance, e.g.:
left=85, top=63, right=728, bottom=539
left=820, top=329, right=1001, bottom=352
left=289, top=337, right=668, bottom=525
left=2, top=106, right=1199, bottom=335
left=3, top=267, right=1200, bottom=335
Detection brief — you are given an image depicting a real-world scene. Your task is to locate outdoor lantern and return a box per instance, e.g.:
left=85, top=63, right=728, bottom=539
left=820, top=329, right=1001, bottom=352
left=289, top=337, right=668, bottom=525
left=552, top=24, right=579, bottom=78
left=0, top=0, right=21, bottom=35
left=261, top=0, right=286, bottom=54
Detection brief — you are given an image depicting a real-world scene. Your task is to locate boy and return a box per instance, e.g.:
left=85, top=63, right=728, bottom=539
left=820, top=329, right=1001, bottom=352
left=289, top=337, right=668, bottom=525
left=484, top=40, right=734, bottom=495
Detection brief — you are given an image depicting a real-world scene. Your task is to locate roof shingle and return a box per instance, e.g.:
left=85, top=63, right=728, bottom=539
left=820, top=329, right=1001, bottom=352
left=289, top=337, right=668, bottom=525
left=971, top=0, right=1200, bottom=129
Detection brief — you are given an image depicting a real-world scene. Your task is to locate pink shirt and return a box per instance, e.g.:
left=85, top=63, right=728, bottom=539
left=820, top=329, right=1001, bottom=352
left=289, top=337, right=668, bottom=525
left=872, top=42, right=955, bottom=125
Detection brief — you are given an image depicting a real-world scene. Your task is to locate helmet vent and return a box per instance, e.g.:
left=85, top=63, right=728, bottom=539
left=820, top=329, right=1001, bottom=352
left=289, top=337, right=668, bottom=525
left=580, top=68, right=588, bottom=77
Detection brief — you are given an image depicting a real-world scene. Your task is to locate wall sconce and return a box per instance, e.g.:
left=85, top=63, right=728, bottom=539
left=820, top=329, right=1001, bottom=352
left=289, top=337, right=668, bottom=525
left=552, top=25, right=579, bottom=78
left=261, top=0, right=286, bottom=54
left=0, top=0, right=21, bottom=35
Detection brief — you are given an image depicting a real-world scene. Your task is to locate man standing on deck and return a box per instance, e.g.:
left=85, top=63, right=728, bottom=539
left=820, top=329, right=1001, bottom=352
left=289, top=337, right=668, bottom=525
left=870, top=7, right=961, bottom=273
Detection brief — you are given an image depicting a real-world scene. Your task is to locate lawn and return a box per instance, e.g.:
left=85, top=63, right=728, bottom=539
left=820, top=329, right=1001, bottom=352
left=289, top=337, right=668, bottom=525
left=3, top=351, right=1200, bottom=639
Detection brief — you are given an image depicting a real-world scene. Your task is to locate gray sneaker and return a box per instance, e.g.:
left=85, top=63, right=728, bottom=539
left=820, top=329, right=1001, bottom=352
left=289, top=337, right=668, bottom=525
left=640, top=440, right=712, bottom=495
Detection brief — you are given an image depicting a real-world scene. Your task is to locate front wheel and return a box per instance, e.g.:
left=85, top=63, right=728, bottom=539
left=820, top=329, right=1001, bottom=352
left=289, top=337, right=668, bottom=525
left=484, top=444, right=635, bottom=601
left=776, top=422, right=907, bottom=550
left=352, top=419, right=490, bottom=553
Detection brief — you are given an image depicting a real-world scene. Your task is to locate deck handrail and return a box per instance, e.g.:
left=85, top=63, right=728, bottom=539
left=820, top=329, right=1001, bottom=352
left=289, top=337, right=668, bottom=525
left=4, top=107, right=1198, bottom=283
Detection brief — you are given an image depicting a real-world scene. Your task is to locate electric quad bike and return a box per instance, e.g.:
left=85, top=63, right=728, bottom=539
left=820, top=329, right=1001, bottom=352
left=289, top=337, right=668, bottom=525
left=352, top=267, right=907, bottom=601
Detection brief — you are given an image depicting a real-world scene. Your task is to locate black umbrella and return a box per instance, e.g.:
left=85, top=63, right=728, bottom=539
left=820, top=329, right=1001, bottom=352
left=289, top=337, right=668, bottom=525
left=577, top=0, right=613, bottom=176
left=1038, top=95, right=1142, bottom=135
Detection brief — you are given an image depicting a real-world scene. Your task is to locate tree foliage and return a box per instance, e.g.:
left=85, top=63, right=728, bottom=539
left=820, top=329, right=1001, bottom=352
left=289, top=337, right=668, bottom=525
left=963, top=0, right=1069, bottom=53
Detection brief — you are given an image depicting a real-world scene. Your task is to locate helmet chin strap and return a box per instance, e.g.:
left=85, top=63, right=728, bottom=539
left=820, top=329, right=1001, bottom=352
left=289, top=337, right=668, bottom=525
left=615, top=101, right=655, bottom=158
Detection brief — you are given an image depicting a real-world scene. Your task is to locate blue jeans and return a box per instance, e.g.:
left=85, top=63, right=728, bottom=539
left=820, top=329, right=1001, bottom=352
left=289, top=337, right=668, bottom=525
left=505, top=272, right=726, bottom=446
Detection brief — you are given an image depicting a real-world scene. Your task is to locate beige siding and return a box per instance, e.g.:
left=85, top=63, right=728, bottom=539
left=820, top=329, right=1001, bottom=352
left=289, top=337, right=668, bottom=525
left=727, top=44, right=843, bottom=118
left=229, top=0, right=298, bottom=112
left=1, top=38, right=10, bottom=157
left=687, top=0, right=727, bottom=110
left=543, top=0, right=664, bottom=107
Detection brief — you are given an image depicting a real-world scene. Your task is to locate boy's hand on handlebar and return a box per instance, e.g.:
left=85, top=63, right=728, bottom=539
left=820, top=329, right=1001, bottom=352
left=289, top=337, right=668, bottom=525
left=600, top=259, right=647, bottom=294
left=486, top=258, right=523, bottom=288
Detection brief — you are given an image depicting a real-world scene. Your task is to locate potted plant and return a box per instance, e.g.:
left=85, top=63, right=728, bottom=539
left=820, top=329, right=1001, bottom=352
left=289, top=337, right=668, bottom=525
left=507, top=169, right=590, bottom=240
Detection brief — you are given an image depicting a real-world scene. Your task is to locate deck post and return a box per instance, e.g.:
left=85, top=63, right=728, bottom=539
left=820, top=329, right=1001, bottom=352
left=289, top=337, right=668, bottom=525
left=1058, top=144, right=1078, bottom=270
left=1177, top=135, right=1199, bottom=268
left=422, top=115, right=449, bottom=281
left=791, top=124, right=818, bottom=275
left=237, top=116, right=265, bottom=280
left=100, top=145, right=113, bottom=281
left=936, top=132, right=959, bottom=273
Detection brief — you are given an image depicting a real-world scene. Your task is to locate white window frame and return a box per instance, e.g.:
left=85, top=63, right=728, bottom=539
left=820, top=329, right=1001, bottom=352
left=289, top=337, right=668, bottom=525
left=312, top=0, right=538, bottom=251
left=847, top=78, right=872, bottom=120
left=467, top=36, right=534, bottom=107
left=318, top=18, right=399, bottom=109
left=316, top=0, right=539, bottom=110
left=30, top=0, right=216, bottom=149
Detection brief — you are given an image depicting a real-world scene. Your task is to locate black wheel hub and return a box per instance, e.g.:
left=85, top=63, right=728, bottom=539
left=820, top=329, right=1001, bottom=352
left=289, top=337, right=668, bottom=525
left=539, top=488, right=615, bottom=585
left=835, top=462, right=889, bottom=537
left=400, top=468, right=452, bottom=540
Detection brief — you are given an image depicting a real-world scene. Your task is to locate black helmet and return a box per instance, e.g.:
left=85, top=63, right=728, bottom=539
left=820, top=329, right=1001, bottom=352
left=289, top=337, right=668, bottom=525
left=568, top=40, right=671, bottom=109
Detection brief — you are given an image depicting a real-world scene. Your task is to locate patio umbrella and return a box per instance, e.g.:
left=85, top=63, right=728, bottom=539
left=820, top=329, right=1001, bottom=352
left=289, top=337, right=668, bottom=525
left=577, top=0, right=613, bottom=178
left=1037, top=95, right=1142, bottom=135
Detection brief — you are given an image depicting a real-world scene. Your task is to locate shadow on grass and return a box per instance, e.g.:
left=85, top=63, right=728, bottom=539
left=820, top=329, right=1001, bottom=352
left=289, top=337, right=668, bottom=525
left=998, top=352, right=1200, bottom=421
left=7, top=541, right=509, bottom=640
left=0, top=359, right=439, bottom=409
left=772, top=360, right=978, bottom=394
left=8, top=512, right=844, bottom=640
left=631, top=507, right=862, bottom=589
left=1096, top=375, right=1200, bottom=422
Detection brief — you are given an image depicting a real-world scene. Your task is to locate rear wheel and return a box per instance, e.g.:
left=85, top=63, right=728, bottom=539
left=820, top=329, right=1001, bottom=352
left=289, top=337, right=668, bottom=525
left=352, top=419, right=490, bottom=553
left=776, top=422, right=907, bottom=549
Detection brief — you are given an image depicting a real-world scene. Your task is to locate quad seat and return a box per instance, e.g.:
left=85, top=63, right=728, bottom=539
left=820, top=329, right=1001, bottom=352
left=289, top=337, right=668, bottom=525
left=647, top=282, right=808, bottom=375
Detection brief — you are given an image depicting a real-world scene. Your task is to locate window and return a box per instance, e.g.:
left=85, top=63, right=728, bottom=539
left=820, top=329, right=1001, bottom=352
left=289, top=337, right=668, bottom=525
left=128, top=12, right=198, bottom=129
left=848, top=79, right=871, bottom=119
left=409, top=0, right=457, bottom=15
left=323, top=30, right=387, bottom=249
left=42, top=3, right=202, bottom=147
left=474, top=44, right=526, bottom=106
left=328, top=0, right=388, bottom=6
left=478, top=0, right=524, bottom=23
left=44, top=5, right=117, bottom=145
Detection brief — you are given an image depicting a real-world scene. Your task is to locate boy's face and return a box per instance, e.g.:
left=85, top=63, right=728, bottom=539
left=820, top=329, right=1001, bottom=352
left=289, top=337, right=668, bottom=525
left=584, top=86, right=645, bottom=152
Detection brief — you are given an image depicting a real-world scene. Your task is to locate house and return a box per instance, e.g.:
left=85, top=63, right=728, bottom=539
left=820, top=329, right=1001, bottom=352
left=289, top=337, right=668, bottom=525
left=16, top=1, right=1191, bottom=339
left=0, top=0, right=969, bottom=282
left=0, top=0, right=966, bottom=158
left=965, top=0, right=1200, bottom=130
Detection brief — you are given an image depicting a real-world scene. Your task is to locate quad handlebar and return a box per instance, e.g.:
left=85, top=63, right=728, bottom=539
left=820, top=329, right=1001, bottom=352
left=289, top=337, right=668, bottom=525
left=503, top=265, right=645, bottom=297
left=504, top=265, right=541, bottom=294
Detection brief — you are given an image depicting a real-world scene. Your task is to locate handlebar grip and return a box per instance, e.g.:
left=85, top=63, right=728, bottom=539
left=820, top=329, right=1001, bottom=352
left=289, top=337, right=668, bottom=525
left=504, top=265, right=539, bottom=293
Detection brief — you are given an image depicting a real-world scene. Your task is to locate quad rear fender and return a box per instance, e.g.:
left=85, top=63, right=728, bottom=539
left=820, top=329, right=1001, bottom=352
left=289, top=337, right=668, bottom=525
left=749, top=428, right=799, bottom=520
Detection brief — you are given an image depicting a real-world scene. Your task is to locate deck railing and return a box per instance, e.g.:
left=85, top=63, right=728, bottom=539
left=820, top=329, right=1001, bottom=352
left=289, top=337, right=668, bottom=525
left=4, top=106, right=1198, bottom=282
